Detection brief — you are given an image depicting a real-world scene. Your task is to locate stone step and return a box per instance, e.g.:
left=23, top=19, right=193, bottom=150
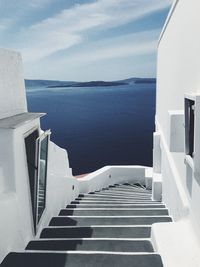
left=107, top=187, right=151, bottom=193
left=104, top=188, right=152, bottom=195
left=118, top=183, right=146, bottom=189
left=1, top=252, right=164, bottom=267
left=104, top=190, right=151, bottom=195
left=123, top=182, right=146, bottom=188
left=67, top=204, right=166, bottom=209
left=26, top=239, right=154, bottom=252
left=75, top=198, right=152, bottom=202
left=103, top=185, right=150, bottom=190
left=77, top=195, right=152, bottom=200
left=90, top=192, right=152, bottom=197
left=1, top=182, right=170, bottom=267
left=40, top=226, right=151, bottom=239
left=72, top=198, right=160, bottom=203
left=88, top=194, right=152, bottom=199
left=71, top=200, right=161, bottom=204
left=76, top=198, right=153, bottom=203
left=49, top=216, right=172, bottom=226
left=112, top=185, right=147, bottom=190
left=59, top=208, right=169, bottom=216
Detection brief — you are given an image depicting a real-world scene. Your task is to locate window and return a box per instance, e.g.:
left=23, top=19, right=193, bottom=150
left=25, top=129, right=50, bottom=233
left=185, top=98, right=195, bottom=158
left=184, top=94, right=200, bottom=179
left=35, top=131, right=51, bottom=226
left=25, top=128, right=39, bottom=228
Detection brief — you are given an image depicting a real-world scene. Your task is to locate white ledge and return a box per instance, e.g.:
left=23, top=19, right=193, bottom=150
left=78, top=165, right=152, bottom=194
left=0, top=112, right=45, bottom=129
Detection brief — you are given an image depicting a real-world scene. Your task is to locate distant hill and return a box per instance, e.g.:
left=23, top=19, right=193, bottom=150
left=47, top=81, right=128, bottom=88
left=134, top=78, right=156, bottom=84
left=25, top=79, right=75, bottom=88
left=25, top=77, right=156, bottom=89
left=116, top=78, right=156, bottom=84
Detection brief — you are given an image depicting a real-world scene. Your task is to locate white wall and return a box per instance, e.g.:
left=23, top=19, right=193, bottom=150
left=0, top=48, right=27, bottom=119
left=79, top=165, right=150, bottom=194
left=36, top=141, right=79, bottom=236
left=157, top=0, right=200, bottom=131
left=0, top=119, right=79, bottom=263
left=0, top=48, right=79, bottom=263
left=156, top=0, right=200, bottom=235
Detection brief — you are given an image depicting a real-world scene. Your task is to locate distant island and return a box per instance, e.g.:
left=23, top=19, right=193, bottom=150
left=134, top=78, right=156, bottom=84
left=25, top=77, right=156, bottom=89
left=47, top=81, right=128, bottom=88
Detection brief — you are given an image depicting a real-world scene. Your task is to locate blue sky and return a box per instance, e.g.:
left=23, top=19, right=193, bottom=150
left=0, top=0, right=172, bottom=81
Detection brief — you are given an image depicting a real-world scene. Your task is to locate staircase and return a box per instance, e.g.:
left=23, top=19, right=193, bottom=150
left=1, top=183, right=172, bottom=267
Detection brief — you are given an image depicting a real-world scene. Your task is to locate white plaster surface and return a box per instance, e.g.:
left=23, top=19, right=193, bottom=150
left=78, top=166, right=151, bottom=194
left=0, top=118, right=79, bottom=263
left=167, top=110, right=184, bottom=153
left=0, top=49, right=27, bottom=119
left=153, top=132, right=161, bottom=173
left=155, top=126, right=189, bottom=220
left=152, top=173, right=162, bottom=201
left=145, top=168, right=153, bottom=190
left=156, top=0, right=200, bottom=221
left=36, top=141, right=79, bottom=236
left=154, top=0, right=200, bottom=264
left=152, top=219, right=200, bottom=267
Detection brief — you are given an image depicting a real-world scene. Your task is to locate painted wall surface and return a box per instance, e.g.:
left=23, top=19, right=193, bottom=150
left=0, top=49, right=27, bottom=119
left=79, top=166, right=148, bottom=194
left=0, top=119, right=79, bottom=263
left=156, top=0, right=200, bottom=236
left=0, top=48, right=79, bottom=263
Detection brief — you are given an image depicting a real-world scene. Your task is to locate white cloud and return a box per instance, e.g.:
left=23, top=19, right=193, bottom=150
left=0, top=0, right=53, bottom=35
left=16, top=0, right=171, bottom=62
left=24, top=29, right=159, bottom=80
left=62, top=30, right=159, bottom=64
left=21, top=34, right=82, bottom=62
left=0, top=18, right=12, bottom=31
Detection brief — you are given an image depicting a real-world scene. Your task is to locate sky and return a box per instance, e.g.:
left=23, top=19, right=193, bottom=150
left=0, top=0, right=173, bottom=81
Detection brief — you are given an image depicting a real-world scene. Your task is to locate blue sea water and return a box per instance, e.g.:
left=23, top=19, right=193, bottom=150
left=26, top=83, right=156, bottom=175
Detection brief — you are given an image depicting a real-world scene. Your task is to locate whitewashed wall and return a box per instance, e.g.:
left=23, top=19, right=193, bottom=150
left=0, top=49, right=27, bottom=119
left=0, top=118, right=79, bottom=263
left=79, top=166, right=147, bottom=194
left=156, top=0, right=200, bottom=235
left=0, top=49, right=79, bottom=263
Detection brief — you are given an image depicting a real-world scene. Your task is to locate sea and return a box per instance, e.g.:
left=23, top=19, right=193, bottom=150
left=26, top=82, right=156, bottom=175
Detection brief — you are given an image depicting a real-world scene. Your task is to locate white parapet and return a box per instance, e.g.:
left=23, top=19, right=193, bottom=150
left=153, top=132, right=162, bottom=174
left=145, top=168, right=153, bottom=190
left=152, top=173, right=162, bottom=201
left=78, top=165, right=152, bottom=194
left=152, top=132, right=162, bottom=201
